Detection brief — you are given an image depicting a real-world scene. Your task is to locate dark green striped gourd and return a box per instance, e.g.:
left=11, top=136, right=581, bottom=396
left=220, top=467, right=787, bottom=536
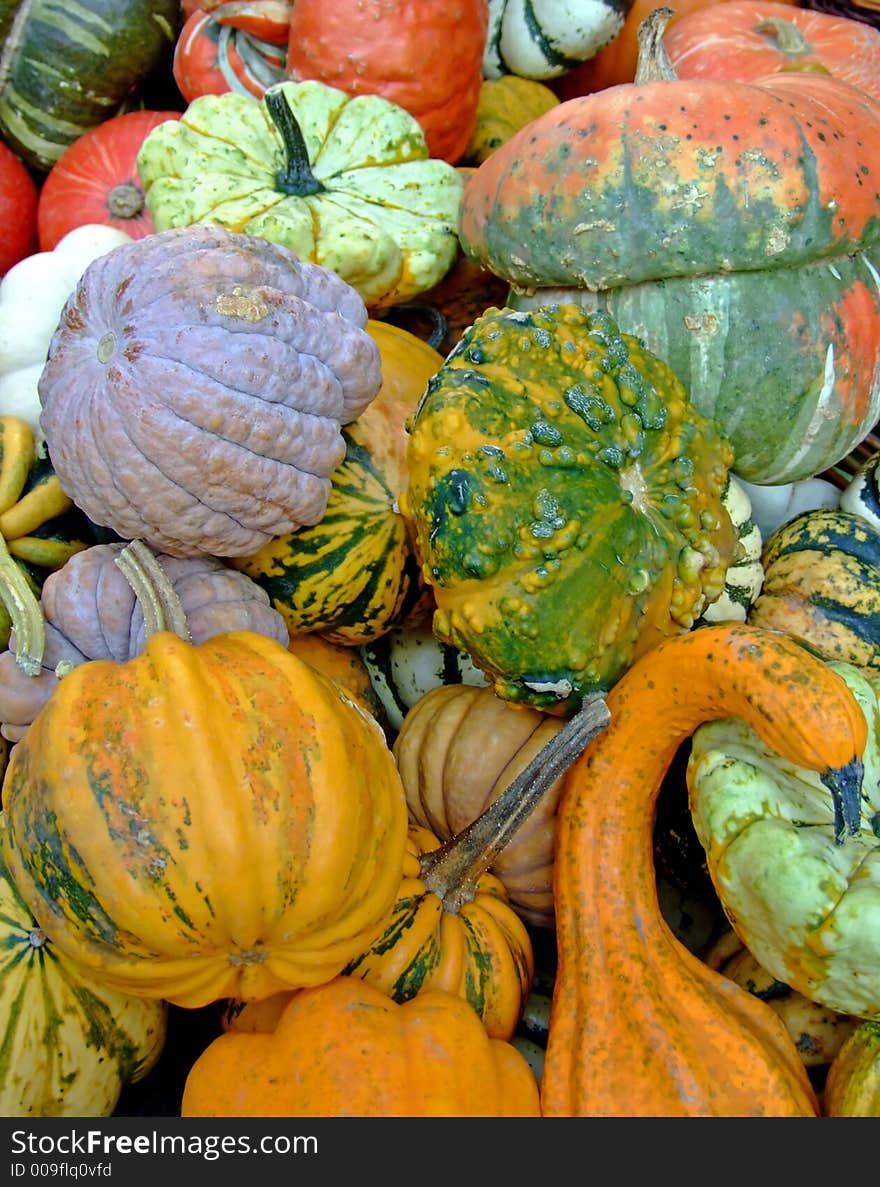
left=0, top=823, right=167, bottom=1117
left=840, top=452, right=880, bottom=533
left=747, top=507, right=880, bottom=672
left=483, top=0, right=634, bottom=80
left=0, top=0, right=181, bottom=171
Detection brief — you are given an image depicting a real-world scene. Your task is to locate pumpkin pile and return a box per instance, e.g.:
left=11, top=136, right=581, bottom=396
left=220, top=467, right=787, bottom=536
left=1, top=0, right=880, bottom=1122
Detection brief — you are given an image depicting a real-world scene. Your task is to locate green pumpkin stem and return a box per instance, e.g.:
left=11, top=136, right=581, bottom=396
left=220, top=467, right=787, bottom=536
left=753, top=17, right=810, bottom=57
left=419, top=694, right=612, bottom=912
left=0, top=532, right=45, bottom=676
left=633, top=6, right=677, bottom=85
left=264, top=86, right=325, bottom=197
left=114, top=539, right=192, bottom=643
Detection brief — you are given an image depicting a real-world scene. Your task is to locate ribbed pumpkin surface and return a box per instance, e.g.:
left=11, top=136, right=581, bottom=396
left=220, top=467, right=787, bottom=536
left=0, top=631, right=409, bottom=1008
left=747, top=507, right=880, bottom=672
left=0, top=827, right=167, bottom=1117
left=401, top=304, right=737, bottom=712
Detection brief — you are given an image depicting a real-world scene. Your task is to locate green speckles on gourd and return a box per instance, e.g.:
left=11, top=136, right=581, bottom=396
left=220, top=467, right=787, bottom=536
left=531, top=421, right=563, bottom=447
left=564, top=384, right=615, bottom=430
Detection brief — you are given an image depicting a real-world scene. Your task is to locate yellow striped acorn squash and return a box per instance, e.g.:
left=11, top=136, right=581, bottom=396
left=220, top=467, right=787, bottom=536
left=401, top=302, right=738, bottom=714
left=747, top=507, right=880, bottom=674
left=230, top=320, right=443, bottom=645
left=0, top=818, right=167, bottom=1117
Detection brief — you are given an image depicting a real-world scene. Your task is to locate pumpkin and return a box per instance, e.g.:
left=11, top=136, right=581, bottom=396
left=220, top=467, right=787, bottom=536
left=360, top=620, right=489, bottom=734
left=283, top=0, right=489, bottom=164
left=664, top=1, right=880, bottom=104
left=747, top=507, right=880, bottom=674
left=228, top=320, right=442, bottom=644
left=0, top=540, right=290, bottom=744
left=0, top=0, right=182, bottom=172
left=463, top=76, right=559, bottom=166
left=37, top=224, right=382, bottom=559
left=704, top=930, right=860, bottom=1069
left=824, top=1021, right=880, bottom=1116
left=0, top=543, right=409, bottom=1008
left=483, top=0, right=635, bottom=79
left=173, top=4, right=288, bottom=102
left=0, top=140, right=37, bottom=277
left=182, top=977, right=541, bottom=1117
left=0, top=416, right=92, bottom=666
left=0, top=223, right=132, bottom=440
left=541, top=622, right=867, bottom=1117
left=36, top=111, right=182, bottom=252
left=0, top=819, right=168, bottom=1117
left=136, top=79, right=464, bottom=310
left=285, top=632, right=385, bottom=723
left=688, top=659, right=880, bottom=1019
left=401, top=302, right=738, bottom=714
left=462, top=9, right=880, bottom=485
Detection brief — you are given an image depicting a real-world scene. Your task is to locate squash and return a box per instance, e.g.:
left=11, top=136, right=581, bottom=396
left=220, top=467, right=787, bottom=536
left=0, top=223, right=132, bottom=440
left=697, top=474, right=764, bottom=625
left=136, top=79, right=464, bottom=310
left=747, top=508, right=880, bottom=674
left=463, top=76, right=559, bottom=165
left=664, top=1, right=880, bottom=104
left=173, top=3, right=288, bottom=102
left=181, top=977, right=541, bottom=1117
left=0, top=818, right=168, bottom=1118
left=285, top=633, right=385, bottom=723
left=0, top=140, right=37, bottom=277
left=824, top=1021, right=880, bottom=1116
left=37, top=224, right=382, bottom=559
left=541, top=622, right=867, bottom=1117
left=283, top=0, right=489, bottom=164
left=482, top=0, right=635, bottom=80
left=736, top=475, right=841, bottom=541
left=839, top=450, right=880, bottom=532
left=228, top=320, right=441, bottom=644
left=0, top=540, right=290, bottom=744
left=0, top=543, right=410, bottom=1009
left=688, top=659, right=880, bottom=1019
left=401, top=302, right=738, bottom=714
left=462, top=8, right=880, bottom=485
left=36, top=111, right=182, bottom=251
left=0, top=0, right=182, bottom=172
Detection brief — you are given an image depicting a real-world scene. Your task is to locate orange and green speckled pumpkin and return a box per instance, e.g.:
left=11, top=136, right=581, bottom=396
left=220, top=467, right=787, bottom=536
left=0, top=630, right=409, bottom=1009
left=461, top=10, right=880, bottom=485
left=401, top=303, right=737, bottom=714
left=182, top=976, right=541, bottom=1117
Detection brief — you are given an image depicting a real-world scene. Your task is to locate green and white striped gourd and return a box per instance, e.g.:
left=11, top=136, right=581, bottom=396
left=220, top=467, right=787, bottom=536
left=483, top=0, right=634, bottom=80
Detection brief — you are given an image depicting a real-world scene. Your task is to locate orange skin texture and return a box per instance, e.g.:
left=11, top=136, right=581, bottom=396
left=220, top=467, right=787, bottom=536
left=664, top=1, right=880, bottom=104
left=182, top=977, right=542, bottom=1117
left=0, top=140, right=37, bottom=276
left=284, top=0, right=489, bottom=163
left=541, top=622, right=868, bottom=1117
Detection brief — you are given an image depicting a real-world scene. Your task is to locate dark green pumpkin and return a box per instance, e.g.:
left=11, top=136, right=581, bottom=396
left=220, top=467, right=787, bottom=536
left=401, top=303, right=738, bottom=714
left=747, top=506, right=880, bottom=672
left=0, top=0, right=181, bottom=171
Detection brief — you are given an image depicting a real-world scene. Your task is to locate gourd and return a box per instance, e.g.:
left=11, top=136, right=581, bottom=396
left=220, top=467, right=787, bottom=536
left=285, top=633, right=385, bottom=723
left=839, top=450, right=880, bottom=532
left=541, top=622, right=867, bottom=1117
left=688, top=659, right=880, bottom=1019
left=36, top=111, right=181, bottom=251
left=173, top=2, right=288, bottom=102
left=747, top=508, right=880, bottom=674
left=283, top=0, right=489, bottom=164
left=697, top=474, right=763, bottom=625
left=181, top=977, right=542, bottom=1117
left=0, top=224, right=132, bottom=438
left=737, top=474, right=841, bottom=541
left=463, top=76, right=559, bottom=165
left=401, top=302, right=738, bottom=714
left=0, top=0, right=182, bottom=171
left=460, top=8, right=880, bottom=485
left=37, top=224, right=382, bottom=559
left=0, top=820, right=168, bottom=1118
left=228, top=320, right=442, bottom=644
left=824, top=1021, right=880, bottom=1116
left=360, top=620, right=488, bottom=734
left=0, top=542, right=410, bottom=1009
left=136, top=79, right=465, bottom=309
left=0, top=540, right=290, bottom=744
left=0, top=140, right=37, bottom=277
left=482, top=0, right=635, bottom=80
left=664, top=1, right=880, bottom=104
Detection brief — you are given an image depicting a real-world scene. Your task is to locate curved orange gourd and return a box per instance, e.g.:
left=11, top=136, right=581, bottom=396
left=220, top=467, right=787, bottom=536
left=541, top=622, right=868, bottom=1117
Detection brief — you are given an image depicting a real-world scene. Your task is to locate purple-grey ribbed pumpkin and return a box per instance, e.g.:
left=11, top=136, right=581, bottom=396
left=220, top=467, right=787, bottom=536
left=0, top=542, right=290, bottom=743
left=37, top=225, right=382, bottom=557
